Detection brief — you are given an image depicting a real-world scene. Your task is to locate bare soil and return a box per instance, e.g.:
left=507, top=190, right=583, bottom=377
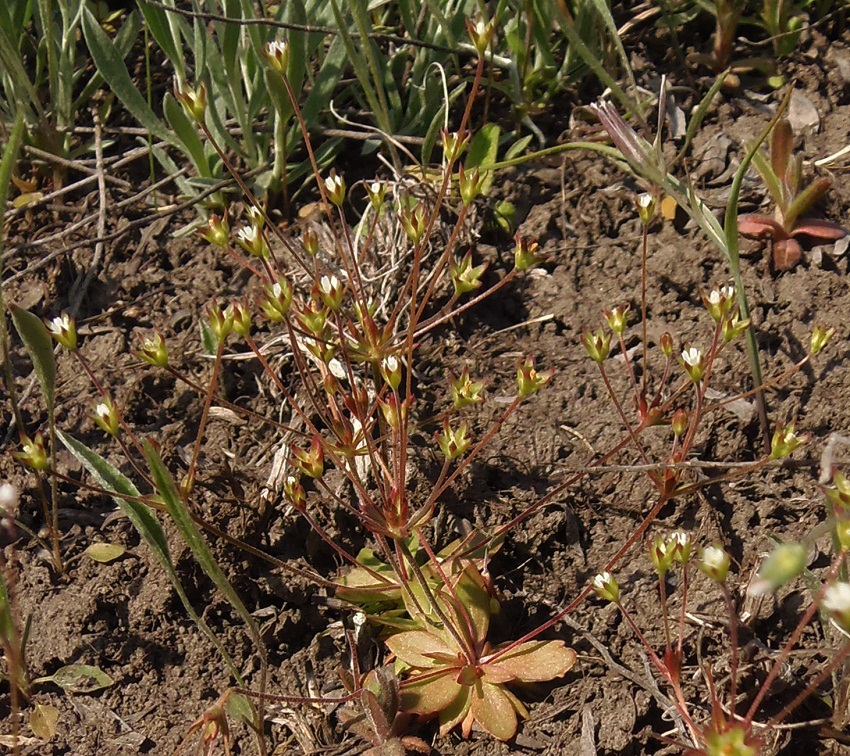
left=3, top=21, right=850, bottom=756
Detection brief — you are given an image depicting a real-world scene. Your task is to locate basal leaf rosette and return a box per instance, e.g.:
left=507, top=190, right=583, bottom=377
left=386, top=630, right=576, bottom=740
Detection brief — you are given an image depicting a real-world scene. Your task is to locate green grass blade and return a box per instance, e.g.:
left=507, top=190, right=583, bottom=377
left=73, top=9, right=142, bottom=114
left=9, top=306, right=55, bottom=415
left=163, top=91, right=214, bottom=178
left=141, top=441, right=258, bottom=644
left=82, top=7, right=177, bottom=147
left=57, top=430, right=243, bottom=683
left=138, top=0, right=186, bottom=80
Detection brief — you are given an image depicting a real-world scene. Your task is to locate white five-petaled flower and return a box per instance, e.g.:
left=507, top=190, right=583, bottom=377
left=236, top=226, right=258, bottom=244
left=266, top=40, right=288, bottom=58
left=824, top=582, right=850, bottom=614
left=383, top=355, right=399, bottom=373
left=591, top=571, right=620, bottom=602
left=324, top=174, right=343, bottom=193
left=48, top=314, right=71, bottom=335
left=698, top=545, right=730, bottom=582
left=319, top=275, right=339, bottom=295
left=682, top=347, right=702, bottom=367
left=637, top=193, right=653, bottom=209
left=0, top=483, right=18, bottom=517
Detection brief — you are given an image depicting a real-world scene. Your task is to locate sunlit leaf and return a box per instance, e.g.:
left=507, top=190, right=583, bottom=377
left=34, top=663, right=114, bottom=693
left=29, top=703, right=59, bottom=739
left=83, top=542, right=126, bottom=564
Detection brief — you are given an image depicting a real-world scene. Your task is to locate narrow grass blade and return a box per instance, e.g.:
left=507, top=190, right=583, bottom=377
left=9, top=306, right=55, bottom=414
left=141, top=441, right=258, bottom=645
left=57, top=430, right=243, bottom=683
left=82, top=7, right=177, bottom=147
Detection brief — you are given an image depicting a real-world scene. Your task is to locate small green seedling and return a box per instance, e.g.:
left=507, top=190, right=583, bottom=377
left=738, top=118, right=846, bottom=270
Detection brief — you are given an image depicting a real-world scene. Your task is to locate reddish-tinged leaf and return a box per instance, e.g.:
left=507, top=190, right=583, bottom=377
left=439, top=684, right=472, bottom=735
left=386, top=630, right=455, bottom=668
left=791, top=218, right=847, bottom=240
left=784, top=177, right=831, bottom=230
left=773, top=238, right=803, bottom=271
left=770, top=119, right=793, bottom=182
left=738, top=214, right=786, bottom=239
left=484, top=640, right=577, bottom=683
left=402, top=670, right=464, bottom=716
left=470, top=680, right=517, bottom=741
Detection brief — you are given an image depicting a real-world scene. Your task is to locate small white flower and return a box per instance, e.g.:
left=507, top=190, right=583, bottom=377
left=95, top=402, right=110, bottom=419
left=370, top=181, right=382, bottom=195
left=266, top=40, right=288, bottom=58
left=383, top=355, right=399, bottom=373
left=637, top=193, right=653, bottom=208
left=319, top=275, right=339, bottom=295
left=823, top=582, right=850, bottom=614
left=681, top=347, right=702, bottom=367
left=592, top=571, right=611, bottom=591
left=47, top=315, right=69, bottom=335
left=0, top=483, right=18, bottom=517
left=237, top=226, right=258, bottom=244
left=324, top=174, right=342, bottom=193
left=701, top=546, right=726, bottom=570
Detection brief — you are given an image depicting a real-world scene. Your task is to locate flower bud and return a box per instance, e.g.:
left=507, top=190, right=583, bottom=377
left=747, top=543, right=807, bottom=596
left=670, top=531, right=693, bottom=564
left=292, top=435, right=324, bottom=479
left=451, top=367, right=484, bottom=408
left=810, top=325, right=834, bottom=356
left=441, top=129, right=470, bottom=162
left=659, top=332, right=673, bottom=358
left=826, top=470, right=850, bottom=511
left=823, top=582, right=850, bottom=631
left=379, top=394, right=408, bottom=430
left=517, top=354, right=553, bottom=399
left=698, top=545, right=730, bottom=583
left=450, top=250, right=487, bottom=295
left=303, top=227, right=319, bottom=256
left=399, top=202, right=428, bottom=244
left=721, top=312, right=750, bottom=343
left=438, top=419, right=471, bottom=462
left=318, top=274, right=345, bottom=312
left=263, top=39, right=290, bottom=75
left=672, top=409, right=689, bottom=437
left=702, top=284, right=735, bottom=323
left=283, top=474, right=306, bottom=510
left=365, top=181, right=387, bottom=212
left=228, top=299, right=251, bottom=338
left=635, top=192, right=656, bottom=226
left=380, top=355, right=403, bottom=391
left=235, top=224, right=269, bottom=260
left=582, top=328, right=611, bottom=363
left=207, top=299, right=234, bottom=343
left=136, top=331, right=169, bottom=367
left=260, top=278, right=293, bottom=322
left=458, top=165, right=489, bottom=206
left=834, top=518, right=850, bottom=552
left=46, top=312, right=77, bottom=351
left=16, top=433, right=48, bottom=471
left=198, top=213, right=230, bottom=248
left=770, top=422, right=807, bottom=460
left=323, top=171, right=346, bottom=207
left=93, top=398, right=119, bottom=436
left=466, top=17, right=495, bottom=56
left=514, top=234, right=543, bottom=271
left=650, top=534, right=674, bottom=577
left=603, top=304, right=630, bottom=336
left=175, top=81, right=206, bottom=125
left=680, top=346, right=704, bottom=383
left=592, top=571, right=620, bottom=602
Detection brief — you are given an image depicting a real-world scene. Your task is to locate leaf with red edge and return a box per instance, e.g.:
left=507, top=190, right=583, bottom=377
left=791, top=218, right=847, bottom=240
left=484, top=640, right=577, bottom=683
left=469, top=679, right=518, bottom=741
left=770, top=119, right=793, bottom=183
left=738, top=214, right=785, bottom=239
left=773, top=237, right=803, bottom=271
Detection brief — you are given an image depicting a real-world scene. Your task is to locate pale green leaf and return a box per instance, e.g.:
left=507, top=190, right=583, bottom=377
left=83, top=542, right=126, bottom=564
left=34, top=663, right=114, bottom=693
left=10, top=305, right=55, bottom=413
left=29, top=703, right=59, bottom=739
